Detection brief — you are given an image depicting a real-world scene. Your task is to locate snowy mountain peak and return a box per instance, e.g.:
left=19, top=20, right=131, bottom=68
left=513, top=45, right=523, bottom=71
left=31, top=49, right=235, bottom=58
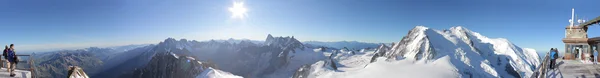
left=197, top=67, right=243, bottom=78
left=374, top=44, right=389, bottom=55
left=164, top=38, right=178, bottom=43
left=267, top=34, right=274, bottom=41
left=237, top=40, right=256, bottom=46
left=383, top=26, right=540, bottom=78
left=296, top=26, right=540, bottom=78
left=414, top=25, right=430, bottom=30
left=449, top=26, right=466, bottom=30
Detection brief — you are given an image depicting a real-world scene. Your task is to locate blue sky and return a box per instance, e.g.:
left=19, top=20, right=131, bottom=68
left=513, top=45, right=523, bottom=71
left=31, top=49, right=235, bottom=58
left=1, top=0, right=600, bottom=52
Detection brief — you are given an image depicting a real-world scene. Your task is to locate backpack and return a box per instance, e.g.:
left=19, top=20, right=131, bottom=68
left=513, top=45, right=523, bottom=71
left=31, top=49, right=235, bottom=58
left=7, top=49, right=16, bottom=63
left=553, top=51, right=559, bottom=59
left=2, top=49, right=6, bottom=59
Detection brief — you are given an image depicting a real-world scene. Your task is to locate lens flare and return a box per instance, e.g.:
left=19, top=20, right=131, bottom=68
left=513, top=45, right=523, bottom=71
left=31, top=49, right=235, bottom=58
left=229, top=2, right=248, bottom=19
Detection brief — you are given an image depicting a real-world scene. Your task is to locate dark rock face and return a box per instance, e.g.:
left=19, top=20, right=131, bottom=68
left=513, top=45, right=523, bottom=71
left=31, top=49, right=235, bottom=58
left=504, top=62, right=521, bottom=78
left=34, top=51, right=103, bottom=78
left=329, top=59, right=338, bottom=70
left=117, top=35, right=306, bottom=78
left=123, top=35, right=306, bottom=78
left=222, top=35, right=305, bottom=77
left=370, top=44, right=390, bottom=63
left=92, top=38, right=223, bottom=78
left=265, top=35, right=305, bottom=50
left=126, top=51, right=216, bottom=78
left=37, top=34, right=310, bottom=78
left=374, top=44, right=390, bottom=57
left=292, top=64, right=311, bottom=78
left=33, top=45, right=153, bottom=78
left=92, top=45, right=158, bottom=78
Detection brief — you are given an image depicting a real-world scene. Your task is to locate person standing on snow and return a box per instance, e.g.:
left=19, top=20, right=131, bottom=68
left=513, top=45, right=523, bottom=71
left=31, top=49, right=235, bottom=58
left=549, top=48, right=557, bottom=69
left=6, top=44, right=17, bottom=77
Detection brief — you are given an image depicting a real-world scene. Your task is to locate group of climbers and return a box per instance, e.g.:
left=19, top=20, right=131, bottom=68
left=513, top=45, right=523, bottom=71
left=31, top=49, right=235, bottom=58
left=2, top=44, right=18, bottom=77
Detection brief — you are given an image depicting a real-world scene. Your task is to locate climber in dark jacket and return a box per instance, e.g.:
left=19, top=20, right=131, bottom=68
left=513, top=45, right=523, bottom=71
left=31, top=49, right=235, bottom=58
left=6, top=44, right=17, bottom=77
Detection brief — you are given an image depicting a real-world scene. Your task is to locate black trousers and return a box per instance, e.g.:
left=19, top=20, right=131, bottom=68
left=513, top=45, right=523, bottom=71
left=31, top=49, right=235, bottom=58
left=550, top=59, right=556, bottom=69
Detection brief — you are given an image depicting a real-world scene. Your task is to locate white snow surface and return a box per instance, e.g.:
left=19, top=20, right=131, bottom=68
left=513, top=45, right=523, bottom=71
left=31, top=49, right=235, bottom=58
left=304, top=26, right=539, bottom=78
left=264, top=48, right=327, bottom=78
left=305, top=49, right=459, bottom=78
left=196, top=67, right=243, bottom=78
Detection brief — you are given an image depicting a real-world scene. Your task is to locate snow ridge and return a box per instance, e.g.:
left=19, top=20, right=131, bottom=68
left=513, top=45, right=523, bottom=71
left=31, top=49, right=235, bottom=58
left=197, top=67, right=243, bottom=78
left=299, top=26, right=539, bottom=78
left=385, top=26, right=539, bottom=78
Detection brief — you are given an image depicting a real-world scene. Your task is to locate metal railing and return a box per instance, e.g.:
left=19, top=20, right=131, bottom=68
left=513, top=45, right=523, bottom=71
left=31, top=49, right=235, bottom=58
left=531, top=52, right=551, bottom=78
left=1, top=55, right=36, bottom=78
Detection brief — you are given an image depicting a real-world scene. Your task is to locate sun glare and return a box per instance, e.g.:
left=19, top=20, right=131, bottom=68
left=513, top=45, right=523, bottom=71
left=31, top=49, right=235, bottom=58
left=229, top=2, right=248, bottom=19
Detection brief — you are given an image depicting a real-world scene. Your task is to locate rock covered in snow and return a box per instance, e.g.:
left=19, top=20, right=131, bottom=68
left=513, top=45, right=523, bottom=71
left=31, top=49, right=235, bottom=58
left=265, top=34, right=305, bottom=50
left=197, top=67, right=243, bottom=78
left=143, top=34, right=324, bottom=78
left=301, top=26, right=539, bottom=78
left=386, top=26, right=539, bottom=78
left=381, top=26, right=539, bottom=78
left=126, top=48, right=223, bottom=78
left=370, top=44, right=390, bottom=63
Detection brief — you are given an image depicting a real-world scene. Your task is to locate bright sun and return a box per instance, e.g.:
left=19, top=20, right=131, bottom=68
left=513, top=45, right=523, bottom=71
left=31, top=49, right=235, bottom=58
left=229, top=2, right=248, bottom=19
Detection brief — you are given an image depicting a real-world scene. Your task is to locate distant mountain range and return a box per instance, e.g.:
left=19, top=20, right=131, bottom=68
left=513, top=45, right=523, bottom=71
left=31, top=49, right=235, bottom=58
left=31, top=26, right=539, bottom=78
left=32, top=34, right=378, bottom=78
left=303, top=41, right=380, bottom=50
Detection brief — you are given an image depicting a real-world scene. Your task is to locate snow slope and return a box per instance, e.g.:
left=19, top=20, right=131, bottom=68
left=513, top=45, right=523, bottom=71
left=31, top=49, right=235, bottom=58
left=264, top=48, right=327, bottom=78
left=308, top=56, right=459, bottom=78
left=303, top=41, right=379, bottom=50
left=300, top=26, right=539, bottom=78
left=197, top=67, right=243, bottom=78
left=298, top=48, right=460, bottom=78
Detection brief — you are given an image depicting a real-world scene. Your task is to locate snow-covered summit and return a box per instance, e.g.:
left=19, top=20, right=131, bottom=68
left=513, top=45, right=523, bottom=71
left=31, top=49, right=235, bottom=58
left=196, top=67, right=243, bottom=78
left=300, top=26, right=539, bottom=78
left=384, top=26, right=539, bottom=78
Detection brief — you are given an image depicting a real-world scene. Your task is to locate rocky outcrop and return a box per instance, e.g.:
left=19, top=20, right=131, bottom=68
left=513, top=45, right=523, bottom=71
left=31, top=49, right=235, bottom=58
left=384, top=26, right=434, bottom=60
left=136, top=35, right=309, bottom=78
left=328, top=59, right=338, bottom=70
left=371, top=44, right=390, bottom=63
left=126, top=51, right=217, bottom=78
left=265, top=34, right=305, bottom=50
left=34, top=51, right=103, bottom=78
left=292, top=64, right=311, bottom=78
